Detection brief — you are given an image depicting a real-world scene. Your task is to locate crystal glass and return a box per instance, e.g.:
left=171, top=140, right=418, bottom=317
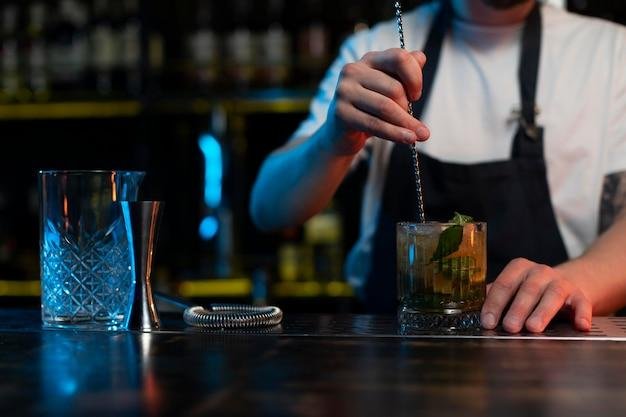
left=397, top=221, right=487, bottom=331
left=39, top=170, right=145, bottom=330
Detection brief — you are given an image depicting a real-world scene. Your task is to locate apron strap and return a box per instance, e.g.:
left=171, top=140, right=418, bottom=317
left=512, top=3, right=544, bottom=158
left=412, top=0, right=453, bottom=119
left=413, top=1, right=544, bottom=160
left=519, top=3, right=541, bottom=132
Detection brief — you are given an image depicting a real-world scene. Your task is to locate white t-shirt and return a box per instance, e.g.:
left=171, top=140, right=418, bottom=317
left=290, top=2, right=626, bottom=289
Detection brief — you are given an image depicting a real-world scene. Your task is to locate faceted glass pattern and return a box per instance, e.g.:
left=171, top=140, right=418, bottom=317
left=39, top=170, right=144, bottom=330
left=41, top=219, right=134, bottom=330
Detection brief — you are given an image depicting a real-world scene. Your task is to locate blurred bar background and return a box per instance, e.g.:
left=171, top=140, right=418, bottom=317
left=0, top=0, right=624, bottom=312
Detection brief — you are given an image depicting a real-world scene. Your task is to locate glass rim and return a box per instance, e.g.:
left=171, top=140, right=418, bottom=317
left=38, top=169, right=146, bottom=176
left=397, top=221, right=486, bottom=227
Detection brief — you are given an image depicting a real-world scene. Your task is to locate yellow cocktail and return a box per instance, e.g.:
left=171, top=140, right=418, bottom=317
left=397, top=219, right=486, bottom=331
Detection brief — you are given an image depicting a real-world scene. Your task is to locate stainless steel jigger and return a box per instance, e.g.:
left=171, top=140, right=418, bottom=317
left=126, top=201, right=164, bottom=332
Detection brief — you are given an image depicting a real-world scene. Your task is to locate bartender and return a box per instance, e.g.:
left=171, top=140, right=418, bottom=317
left=250, top=0, right=626, bottom=332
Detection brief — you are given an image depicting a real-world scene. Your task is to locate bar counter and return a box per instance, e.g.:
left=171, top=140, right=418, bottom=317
left=2, top=308, right=626, bottom=417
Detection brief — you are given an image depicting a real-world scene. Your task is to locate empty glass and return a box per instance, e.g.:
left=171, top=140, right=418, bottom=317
left=39, top=170, right=144, bottom=330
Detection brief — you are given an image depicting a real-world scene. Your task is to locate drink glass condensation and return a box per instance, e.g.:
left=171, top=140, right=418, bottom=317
left=397, top=221, right=487, bottom=331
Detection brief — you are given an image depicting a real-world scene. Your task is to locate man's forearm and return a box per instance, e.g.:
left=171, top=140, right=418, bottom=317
left=557, top=215, right=626, bottom=315
left=250, top=125, right=357, bottom=231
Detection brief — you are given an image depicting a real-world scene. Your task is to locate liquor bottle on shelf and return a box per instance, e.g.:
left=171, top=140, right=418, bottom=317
left=277, top=227, right=313, bottom=282
left=277, top=239, right=300, bottom=282
left=89, top=0, right=118, bottom=96
left=257, top=0, right=291, bottom=88
left=302, top=202, right=344, bottom=282
left=296, top=0, right=330, bottom=88
left=48, top=0, right=90, bottom=96
left=112, top=0, right=161, bottom=98
left=119, top=0, right=141, bottom=97
left=186, top=0, right=219, bottom=92
left=147, top=21, right=164, bottom=98
left=198, top=109, right=236, bottom=279
left=0, top=3, right=21, bottom=102
left=24, top=2, right=50, bottom=101
left=225, top=0, right=256, bottom=90
left=0, top=182, right=19, bottom=279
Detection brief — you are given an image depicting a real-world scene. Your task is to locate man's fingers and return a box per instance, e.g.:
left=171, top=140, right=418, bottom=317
left=349, top=86, right=429, bottom=140
left=413, top=51, right=427, bottom=68
left=524, top=280, right=572, bottom=333
left=334, top=49, right=431, bottom=143
left=569, top=292, right=592, bottom=331
left=481, top=258, right=592, bottom=334
left=359, top=71, right=410, bottom=110
left=501, top=268, right=554, bottom=333
left=335, top=100, right=420, bottom=144
left=481, top=258, right=534, bottom=329
left=362, top=49, right=424, bottom=101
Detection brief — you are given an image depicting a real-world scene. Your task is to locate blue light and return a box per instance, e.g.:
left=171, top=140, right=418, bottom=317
left=199, top=216, right=219, bottom=240
left=199, top=133, right=222, bottom=209
left=59, top=377, right=78, bottom=396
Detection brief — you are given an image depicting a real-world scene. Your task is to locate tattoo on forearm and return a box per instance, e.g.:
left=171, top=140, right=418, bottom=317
left=599, top=171, right=626, bottom=233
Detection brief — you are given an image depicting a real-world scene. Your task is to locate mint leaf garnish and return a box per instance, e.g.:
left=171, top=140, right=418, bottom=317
left=430, top=225, right=463, bottom=262
left=450, top=212, right=474, bottom=225
left=429, top=212, right=474, bottom=263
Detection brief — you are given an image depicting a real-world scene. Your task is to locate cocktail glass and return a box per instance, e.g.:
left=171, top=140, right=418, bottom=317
left=397, top=221, right=487, bottom=331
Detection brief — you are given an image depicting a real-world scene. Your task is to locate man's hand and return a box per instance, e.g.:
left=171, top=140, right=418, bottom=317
left=480, top=258, right=593, bottom=333
left=323, top=48, right=431, bottom=156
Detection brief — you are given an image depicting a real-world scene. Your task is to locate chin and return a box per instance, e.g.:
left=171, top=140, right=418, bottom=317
left=481, top=0, right=532, bottom=9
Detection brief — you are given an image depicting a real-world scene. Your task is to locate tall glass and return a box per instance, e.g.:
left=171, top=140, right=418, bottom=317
left=397, top=221, right=487, bottom=331
left=39, top=170, right=145, bottom=330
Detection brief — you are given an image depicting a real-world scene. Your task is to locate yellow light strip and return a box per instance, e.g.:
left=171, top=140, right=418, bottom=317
left=0, top=101, right=141, bottom=120
left=0, top=96, right=311, bottom=120
left=0, top=279, right=355, bottom=298
left=326, top=281, right=355, bottom=297
left=272, top=281, right=322, bottom=298
left=271, top=281, right=354, bottom=298
left=224, top=98, right=311, bottom=114
left=178, top=278, right=252, bottom=297
left=0, top=280, right=41, bottom=296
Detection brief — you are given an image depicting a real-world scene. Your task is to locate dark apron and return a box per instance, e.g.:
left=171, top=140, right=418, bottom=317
left=363, top=1, right=568, bottom=313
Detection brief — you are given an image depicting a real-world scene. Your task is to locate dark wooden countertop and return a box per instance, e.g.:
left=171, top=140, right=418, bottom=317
left=2, top=308, right=626, bottom=417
